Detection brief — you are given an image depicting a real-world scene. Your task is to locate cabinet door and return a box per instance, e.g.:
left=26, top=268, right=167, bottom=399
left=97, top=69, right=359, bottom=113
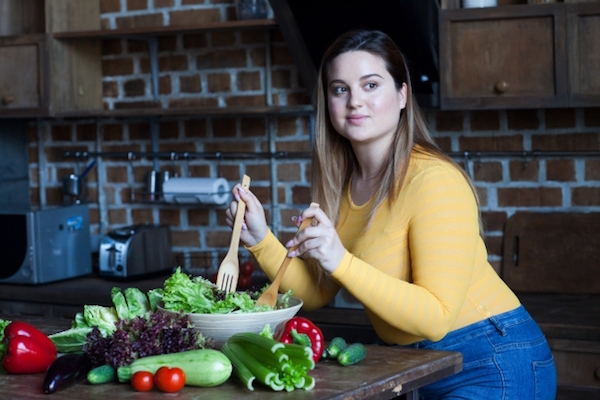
left=567, top=3, right=600, bottom=107
left=550, top=339, right=600, bottom=391
left=0, top=35, right=48, bottom=116
left=440, top=4, right=568, bottom=110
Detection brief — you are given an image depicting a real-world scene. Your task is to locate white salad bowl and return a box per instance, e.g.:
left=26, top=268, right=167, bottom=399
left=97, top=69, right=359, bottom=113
left=157, top=295, right=303, bottom=348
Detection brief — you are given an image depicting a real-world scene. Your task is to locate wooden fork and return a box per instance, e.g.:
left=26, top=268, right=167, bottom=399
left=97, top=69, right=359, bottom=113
left=255, top=202, right=319, bottom=307
left=216, top=174, right=251, bottom=293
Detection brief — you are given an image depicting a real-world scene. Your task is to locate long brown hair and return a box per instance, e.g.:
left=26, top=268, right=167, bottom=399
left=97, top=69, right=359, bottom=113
left=309, top=29, right=481, bottom=285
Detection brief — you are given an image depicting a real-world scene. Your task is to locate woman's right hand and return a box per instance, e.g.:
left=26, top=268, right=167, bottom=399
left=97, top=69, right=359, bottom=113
left=225, top=183, right=268, bottom=247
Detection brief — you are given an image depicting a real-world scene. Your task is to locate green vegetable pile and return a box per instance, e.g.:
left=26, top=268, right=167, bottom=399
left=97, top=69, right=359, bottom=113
left=161, top=267, right=292, bottom=314
left=83, top=311, right=211, bottom=368
left=221, top=332, right=315, bottom=392
left=49, top=287, right=163, bottom=353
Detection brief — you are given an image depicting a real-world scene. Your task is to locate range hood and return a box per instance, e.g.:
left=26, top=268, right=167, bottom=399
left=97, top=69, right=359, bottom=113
left=270, top=0, right=440, bottom=108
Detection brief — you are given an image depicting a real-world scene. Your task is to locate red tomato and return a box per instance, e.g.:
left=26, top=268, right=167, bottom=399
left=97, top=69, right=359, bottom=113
left=154, top=366, right=186, bottom=393
left=238, top=274, right=251, bottom=289
left=131, top=371, right=154, bottom=392
left=240, top=261, right=255, bottom=276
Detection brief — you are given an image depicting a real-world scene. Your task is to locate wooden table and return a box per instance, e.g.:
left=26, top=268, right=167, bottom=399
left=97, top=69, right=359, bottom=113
left=0, top=315, right=462, bottom=400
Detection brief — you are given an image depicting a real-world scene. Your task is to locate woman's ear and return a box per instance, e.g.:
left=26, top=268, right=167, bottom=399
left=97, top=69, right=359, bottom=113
left=398, top=83, right=408, bottom=110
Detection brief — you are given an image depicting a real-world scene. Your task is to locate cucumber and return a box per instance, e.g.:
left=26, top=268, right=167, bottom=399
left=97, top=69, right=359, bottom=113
left=87, top=364, right=116, bottom=384
left=116, top=349, right=232, bottom=387
left=324, top=337, right=347, bottom=359
left=337, top=343, right=367, bottom=366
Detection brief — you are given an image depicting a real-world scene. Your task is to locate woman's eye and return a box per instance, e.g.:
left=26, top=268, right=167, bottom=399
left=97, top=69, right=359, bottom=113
left=332, top=86, right=347, bottom=94
left=366, top=82, right=377, bottom=90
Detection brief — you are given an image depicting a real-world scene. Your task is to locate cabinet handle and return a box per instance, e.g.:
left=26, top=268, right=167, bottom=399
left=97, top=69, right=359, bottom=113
left=595, top=367, right=600, bottom=380
left=495, top=81, right=509, bottom=94
left=1, top=95, right=14, bottom=105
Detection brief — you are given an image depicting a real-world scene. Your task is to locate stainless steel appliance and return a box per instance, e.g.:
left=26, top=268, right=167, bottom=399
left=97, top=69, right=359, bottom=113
left=0, top=205, right=92, bottom=284
left=99, top=224, right=172, bottom=279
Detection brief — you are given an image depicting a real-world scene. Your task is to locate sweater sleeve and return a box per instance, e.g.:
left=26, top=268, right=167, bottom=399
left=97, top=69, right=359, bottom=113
left=330, top=165, right=480, bottom=341
left=247, top=229, right=341, bottom=310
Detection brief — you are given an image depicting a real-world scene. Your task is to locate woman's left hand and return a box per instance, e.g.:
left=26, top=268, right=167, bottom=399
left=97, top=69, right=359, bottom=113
left=285, top=206, right=346, bottom=274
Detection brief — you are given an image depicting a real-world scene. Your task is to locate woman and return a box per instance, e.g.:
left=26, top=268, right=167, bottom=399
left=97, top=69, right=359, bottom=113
left=226, top=29, right=557, bottom=399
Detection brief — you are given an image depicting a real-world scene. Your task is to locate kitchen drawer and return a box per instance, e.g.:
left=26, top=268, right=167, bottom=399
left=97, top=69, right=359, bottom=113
left=440, top=4, right=568, bottom=109
left=550, top=338, right=600, bottom=390
left=0, top=34, right=49, bottom=116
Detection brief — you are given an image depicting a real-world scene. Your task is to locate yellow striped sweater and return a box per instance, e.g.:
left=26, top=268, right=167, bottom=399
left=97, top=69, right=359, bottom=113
left=248, top=150, right=521, bottom=345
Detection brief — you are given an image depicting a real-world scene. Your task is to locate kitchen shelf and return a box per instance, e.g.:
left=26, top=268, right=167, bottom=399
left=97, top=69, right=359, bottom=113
left=52, top=18, right=277, bottom=39
left=53, top=104, right=313, bottom=120
left=63, top=150, right=313, bottom=160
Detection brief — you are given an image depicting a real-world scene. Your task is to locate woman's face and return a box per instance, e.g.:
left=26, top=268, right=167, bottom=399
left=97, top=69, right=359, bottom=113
left=327, top=50, right=407, bottom=148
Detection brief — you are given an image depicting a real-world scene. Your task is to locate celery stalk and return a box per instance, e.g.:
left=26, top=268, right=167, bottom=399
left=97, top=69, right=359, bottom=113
left=280, top=342, right=314, bottom=365
left=223, top=332, right=315, bottom=392
left=232, top=341, right=289, bottom=367
left=227, top=332, right=285, bottom=353
left=221, top=343, right=256, bottom=391
left=269, top=373, right=284, bottom=391
left=303, top=374, right=315, bottom=390
left=226, top=342, right=277, bottom=385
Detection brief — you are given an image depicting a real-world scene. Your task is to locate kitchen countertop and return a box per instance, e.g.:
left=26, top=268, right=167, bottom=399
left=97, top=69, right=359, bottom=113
left=0, top=314, right=463, bottom=400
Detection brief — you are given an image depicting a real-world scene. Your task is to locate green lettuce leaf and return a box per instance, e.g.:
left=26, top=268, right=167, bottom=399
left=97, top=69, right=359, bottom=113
left=160, top=267, right=284, bottom=314
left=49, top=327, right=93, bottom=353
left=83, top=305, right=118, bottom=334
left=147, top=288, right=163, bottom=312
left=124, top=287, right=150, bottom=318
left=111, top=287, right=130, bottom=320
left=162, top=267, right=214, bottom=313
left=72, top=312, right=89, bottom=328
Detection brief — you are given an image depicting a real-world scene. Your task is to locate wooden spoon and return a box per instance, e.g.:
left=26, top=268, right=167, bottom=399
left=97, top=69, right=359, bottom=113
left=255, top=202, right=319, bottom=307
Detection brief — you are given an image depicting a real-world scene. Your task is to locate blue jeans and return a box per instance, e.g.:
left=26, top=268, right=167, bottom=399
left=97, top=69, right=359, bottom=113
left=408, top=306, right=557, bottom=400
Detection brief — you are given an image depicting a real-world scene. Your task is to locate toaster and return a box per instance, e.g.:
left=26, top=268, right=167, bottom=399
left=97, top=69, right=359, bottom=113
left=99, top=224, right=172, bottom=279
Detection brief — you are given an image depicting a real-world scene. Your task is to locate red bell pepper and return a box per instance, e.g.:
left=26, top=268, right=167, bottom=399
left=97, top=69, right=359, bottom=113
left=1, top=321, right=57, bottom=374
left=278, top=317, right=324, bottom=362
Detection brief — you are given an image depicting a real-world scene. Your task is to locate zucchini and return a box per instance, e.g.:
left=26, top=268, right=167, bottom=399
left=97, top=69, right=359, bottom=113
left=324, top=337, right=347, bottom=359
left=87, top=364, right=116, bottom=384
left=337, top=343, right=367, bottom=366
left=116, top=349, right=232, bottom=387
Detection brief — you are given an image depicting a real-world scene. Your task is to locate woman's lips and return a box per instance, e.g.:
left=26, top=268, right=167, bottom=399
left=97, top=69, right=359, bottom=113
left=347, top=114, right=367, bottom=124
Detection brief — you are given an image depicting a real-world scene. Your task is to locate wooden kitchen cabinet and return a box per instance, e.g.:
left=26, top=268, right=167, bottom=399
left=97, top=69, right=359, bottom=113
left=0, top=0, right=102, bottom=117
left=551, top=339, right=600, bottom=392
left=440, top=2, right=600, bottom=110
left=567, top=2, right=600, bottom=106
left=0, top=34, right=49, bottom=116
left=440, top=4, right=568, bottom=109
left=502, top=213, right=600, bottom=397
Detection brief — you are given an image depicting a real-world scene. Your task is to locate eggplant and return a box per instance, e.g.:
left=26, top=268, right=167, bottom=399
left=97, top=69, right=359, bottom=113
left=43, top=353, right=93, bottom=394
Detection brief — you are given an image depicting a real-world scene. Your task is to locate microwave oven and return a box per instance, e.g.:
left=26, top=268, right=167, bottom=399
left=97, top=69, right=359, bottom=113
left=0, top=205, right=92, bottom=284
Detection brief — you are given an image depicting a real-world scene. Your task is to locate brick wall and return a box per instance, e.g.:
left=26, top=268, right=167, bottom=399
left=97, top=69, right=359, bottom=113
left=428, top=108, right=600, bottom=271
left=28, top=0, right=600, bottom=277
